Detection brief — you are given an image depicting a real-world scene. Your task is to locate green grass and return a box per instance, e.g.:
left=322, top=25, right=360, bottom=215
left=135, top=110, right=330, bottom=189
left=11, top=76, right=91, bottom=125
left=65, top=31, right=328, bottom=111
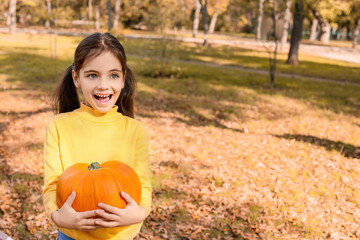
left=122, top=37, right=360, bottom=83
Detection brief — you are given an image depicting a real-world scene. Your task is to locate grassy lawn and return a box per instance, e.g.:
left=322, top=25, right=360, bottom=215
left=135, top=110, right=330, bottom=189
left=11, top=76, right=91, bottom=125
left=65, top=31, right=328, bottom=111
left=120, top=36, right=360, bottom=84
left=0, top=33, right=359, bottom=239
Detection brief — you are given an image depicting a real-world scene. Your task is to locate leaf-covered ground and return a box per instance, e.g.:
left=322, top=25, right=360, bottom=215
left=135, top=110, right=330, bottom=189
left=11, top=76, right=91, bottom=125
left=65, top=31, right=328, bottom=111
left=0, top=33, right=360, bottom=239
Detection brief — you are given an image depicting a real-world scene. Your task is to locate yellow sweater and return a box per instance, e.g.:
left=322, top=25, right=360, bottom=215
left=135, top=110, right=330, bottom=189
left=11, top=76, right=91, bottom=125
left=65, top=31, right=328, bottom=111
left=43, top=103, right=152, bottom=240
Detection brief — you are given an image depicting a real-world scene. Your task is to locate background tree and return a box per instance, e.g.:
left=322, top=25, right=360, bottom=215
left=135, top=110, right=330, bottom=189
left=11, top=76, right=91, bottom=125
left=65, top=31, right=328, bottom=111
left=287, top=0, right=305, bottom=65
left=193, top=0, right=201, bottom=37
left=207, top=0, right=229, bottom=33
left=308, top=0, right=351, bottom=44
left=107, top=0, right=113, bottom=30
left=113, top=0, right=121, bottom=30
left=280, top=0, right=292, bottom=51
left=45, top=0, right=51, bottom=29
left=7, top=0, right=16, bottom=34
left=350, top=0, right=360, bottom=48
left=200, top=0, right=209, bottom=46
left=257, top=0, right=265, bottom=40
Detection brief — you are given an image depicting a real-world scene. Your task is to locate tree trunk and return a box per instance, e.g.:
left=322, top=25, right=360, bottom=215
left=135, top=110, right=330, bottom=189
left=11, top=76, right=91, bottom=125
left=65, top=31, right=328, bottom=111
left=311, top=9, right=330, bottom=44
left=280, top=0, right=292, bottom=51
left=95, top=2, right=100, bottom=30
left=89, top=0, right=93, bottom=20
left=209, top=8, right=219, bottom=34
left=45, top=0, right=51, bottom=29
left=107, top=0, right=113, bottom=31
left=309, top=18, right=318, bottom=41
left=54, top=0, right=58, bottom=58
left=192, top=0, right=201, bottom=38
left=181, top=0, right=186, bottom=31
left=8, top=0, right=17, bottom=34
left=286, top=0, right=304, bottom=65
left=353, top=18, right=360, bottom=49
left=113, top=0, right=121, bottom=30
left=256, top=0, right=264, bottom=40
left=319, top=21, right=330, bottom=44
left=200, top=0, right=208, bottom=46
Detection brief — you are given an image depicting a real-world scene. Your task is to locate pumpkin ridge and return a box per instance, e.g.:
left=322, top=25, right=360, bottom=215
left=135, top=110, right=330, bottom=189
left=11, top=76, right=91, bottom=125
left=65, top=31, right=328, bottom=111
left=108, top=169, right=124, bottom=208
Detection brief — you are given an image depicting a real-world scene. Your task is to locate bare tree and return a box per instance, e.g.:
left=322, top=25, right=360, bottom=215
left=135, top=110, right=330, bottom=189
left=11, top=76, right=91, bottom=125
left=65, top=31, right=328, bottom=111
left=192, top=0, right=201, bottom=37
left=256, top=0, right=265, bottom=40
left=113, top=0, right=121, bottom=30
left=8, top=0, right=17, bottom=34
left=280, top=0, right=292, bottom=51
left=264, top=0, right=280, bottom=89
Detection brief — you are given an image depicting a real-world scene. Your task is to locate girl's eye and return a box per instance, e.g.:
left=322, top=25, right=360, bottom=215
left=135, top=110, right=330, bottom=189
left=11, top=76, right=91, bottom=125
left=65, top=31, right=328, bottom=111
left=110, top=73, right=119, bottom=79
left=87, top=74, right=97, bottom=79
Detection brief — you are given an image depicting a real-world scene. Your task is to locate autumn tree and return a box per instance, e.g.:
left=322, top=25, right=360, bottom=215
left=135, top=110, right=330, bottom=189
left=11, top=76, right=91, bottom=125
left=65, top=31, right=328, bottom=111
left=350, top=0, right=360, bottom=48
left=308, top=0, right=351, bottom=44
left=207, top=0, right=229, bottom=33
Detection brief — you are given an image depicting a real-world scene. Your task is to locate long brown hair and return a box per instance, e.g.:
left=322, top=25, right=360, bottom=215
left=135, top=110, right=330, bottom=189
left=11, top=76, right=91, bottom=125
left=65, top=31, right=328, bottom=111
left=51, top=32, right=136, bottom=118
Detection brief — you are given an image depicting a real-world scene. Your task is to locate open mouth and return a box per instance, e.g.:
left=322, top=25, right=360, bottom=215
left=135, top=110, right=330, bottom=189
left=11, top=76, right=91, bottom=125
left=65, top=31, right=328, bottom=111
left=94, top=94, right=113, bottom=104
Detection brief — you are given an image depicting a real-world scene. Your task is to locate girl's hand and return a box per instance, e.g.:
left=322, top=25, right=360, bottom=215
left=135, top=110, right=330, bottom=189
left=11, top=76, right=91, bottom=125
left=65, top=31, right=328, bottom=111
left=51, top=191, right=105, bottom=231
left=94, top=191, right=147, bottom=227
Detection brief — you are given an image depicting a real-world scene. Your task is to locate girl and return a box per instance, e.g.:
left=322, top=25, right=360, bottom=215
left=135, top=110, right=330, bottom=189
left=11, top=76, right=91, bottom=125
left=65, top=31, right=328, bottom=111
left=43, top=32, right=152, bottom=240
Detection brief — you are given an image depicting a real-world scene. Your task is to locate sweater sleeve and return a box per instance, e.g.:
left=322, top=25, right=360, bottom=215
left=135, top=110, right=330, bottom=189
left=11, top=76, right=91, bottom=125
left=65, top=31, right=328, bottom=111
left=133, top=123, right=152, bottom=217
left=43, top=117, right=63, bottom=219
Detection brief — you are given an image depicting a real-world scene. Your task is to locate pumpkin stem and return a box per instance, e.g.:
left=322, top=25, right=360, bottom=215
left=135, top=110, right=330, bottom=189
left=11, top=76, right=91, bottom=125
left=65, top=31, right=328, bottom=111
left=88, top=162, right=100, bottom=170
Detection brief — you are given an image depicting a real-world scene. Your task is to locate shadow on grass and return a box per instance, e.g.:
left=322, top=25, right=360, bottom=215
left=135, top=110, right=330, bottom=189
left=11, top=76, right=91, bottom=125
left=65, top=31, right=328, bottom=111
left=275, top=134, right=360, bottom=158
left=132, top=57, right=360, bottom=120
left=0, top=49, right=70, bottom=92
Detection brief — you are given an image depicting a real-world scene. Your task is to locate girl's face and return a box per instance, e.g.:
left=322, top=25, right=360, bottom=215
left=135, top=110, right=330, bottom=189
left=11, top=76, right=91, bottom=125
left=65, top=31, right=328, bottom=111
left=72, top=51, right=124, bottom=113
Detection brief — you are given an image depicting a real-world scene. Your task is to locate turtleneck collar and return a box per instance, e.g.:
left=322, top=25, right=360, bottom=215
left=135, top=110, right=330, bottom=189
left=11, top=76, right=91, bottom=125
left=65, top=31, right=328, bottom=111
left=73, top=102, right=122, bottom=123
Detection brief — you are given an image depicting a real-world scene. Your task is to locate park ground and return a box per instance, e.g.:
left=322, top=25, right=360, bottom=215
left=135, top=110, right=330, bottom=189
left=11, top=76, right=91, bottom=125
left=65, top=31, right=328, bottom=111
left=0, top=32, right=359, bottom=239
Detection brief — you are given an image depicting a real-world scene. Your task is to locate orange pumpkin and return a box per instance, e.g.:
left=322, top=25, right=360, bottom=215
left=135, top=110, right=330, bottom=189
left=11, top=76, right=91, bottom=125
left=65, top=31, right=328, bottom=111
left=56, top=161, right=142, bottom=212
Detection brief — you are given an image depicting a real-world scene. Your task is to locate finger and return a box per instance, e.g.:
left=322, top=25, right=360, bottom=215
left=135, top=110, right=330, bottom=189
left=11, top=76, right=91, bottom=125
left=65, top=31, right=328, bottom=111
left=94, top=220, right=119, bottom=228
left=64, top=191, right=76, bottom=207
left=81, top=218, right=107, bottom=226
left=98, top=203, right=120, bottom=214
left=95, top=209, right=118, bottom=221
left=78, top=210, right=98, bottom=219
left=120, top=191, right=136, bottom=205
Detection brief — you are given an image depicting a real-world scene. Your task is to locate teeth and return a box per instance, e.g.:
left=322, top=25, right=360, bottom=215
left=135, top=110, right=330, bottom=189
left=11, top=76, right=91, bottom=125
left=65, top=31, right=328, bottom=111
left=96, top=94, right=111, bottom=98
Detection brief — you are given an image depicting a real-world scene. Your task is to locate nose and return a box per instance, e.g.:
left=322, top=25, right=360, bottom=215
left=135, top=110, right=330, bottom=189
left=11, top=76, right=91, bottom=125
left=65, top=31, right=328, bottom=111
left=98, top=77, right=109, bottom=90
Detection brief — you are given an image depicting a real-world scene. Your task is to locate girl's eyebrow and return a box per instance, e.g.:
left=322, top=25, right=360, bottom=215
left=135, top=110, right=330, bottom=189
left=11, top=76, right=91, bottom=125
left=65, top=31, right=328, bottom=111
left=83, top=69, right=122, bottom=73
left=109, top=68, right=122, bottom=72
